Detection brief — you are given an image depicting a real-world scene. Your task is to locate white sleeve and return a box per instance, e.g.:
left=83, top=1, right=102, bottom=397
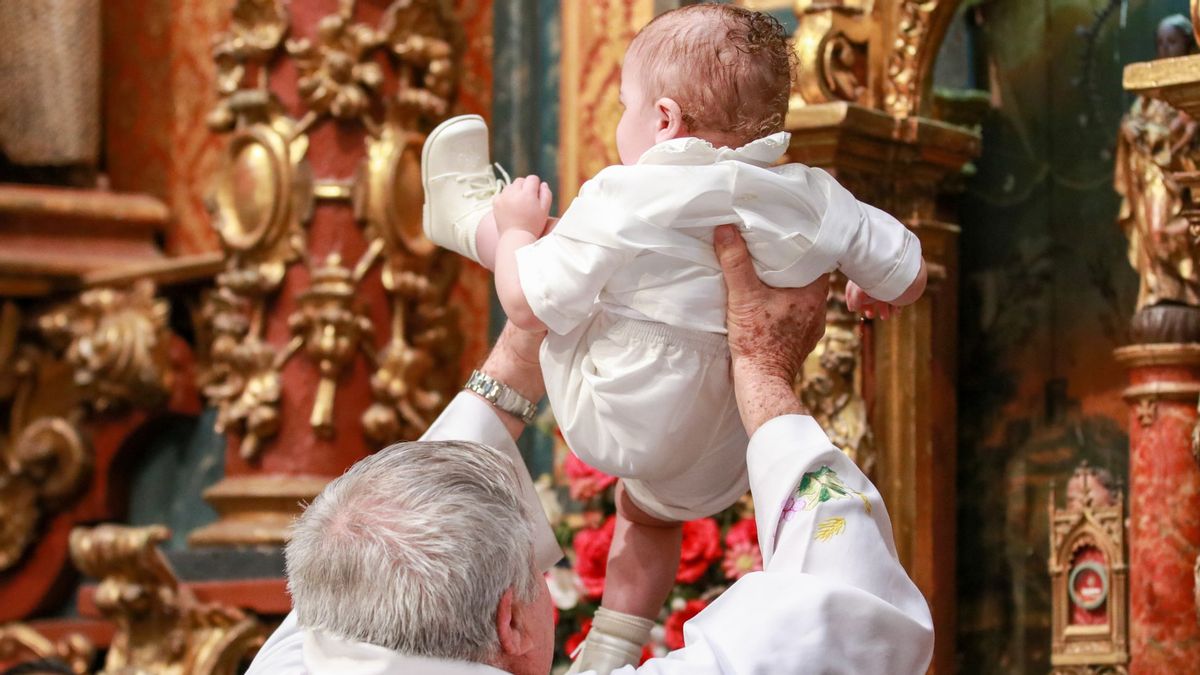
left=834, top=193, right=923, bottom=303
left=515, top=232, right=630, bottom=336
left=632, top=415, right=933, bottom=675
left=244, top=394, right=565, bottom=675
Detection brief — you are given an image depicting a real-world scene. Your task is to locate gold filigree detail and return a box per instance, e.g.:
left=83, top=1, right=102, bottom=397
left=800, top=286, right=875, bottom=475
left=205, top=102, right=311, bottom=458
left=790, top=0, right=961, bottom=119
left=0, top=622, right=94, bottom=674
left=883, top=1, right=939, bottom=118
left=69, top=524, right=265, bottom=675
left=288, top=254, right=375, bottom=437
left=0, top=302, right=91, bottom=571
left=287, top=0, right=384, bottom=122
left=38, top=281, right=172, bottom=414
left=209, top=0, right=290, bottom=131
left=200, top=289, right=282, bottom=460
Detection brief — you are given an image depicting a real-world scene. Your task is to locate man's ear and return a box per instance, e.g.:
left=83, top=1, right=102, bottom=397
left=654, top=97, right=686, bottom=142
left=495, top=588, right=528, bottom=657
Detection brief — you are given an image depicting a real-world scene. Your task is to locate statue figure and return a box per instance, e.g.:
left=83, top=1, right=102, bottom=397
left=1115, top=15, right=1200, bottom=319
left=800, top=316, right=876, bottom=476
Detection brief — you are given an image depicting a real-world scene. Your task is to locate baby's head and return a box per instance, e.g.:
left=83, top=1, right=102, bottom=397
left=616, top=4, right=794, bottom=165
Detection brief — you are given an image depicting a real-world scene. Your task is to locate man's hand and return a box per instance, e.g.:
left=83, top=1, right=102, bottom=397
left=715, top=225, right=829, bottom=435
left=494, top=176, right=553, bottom=238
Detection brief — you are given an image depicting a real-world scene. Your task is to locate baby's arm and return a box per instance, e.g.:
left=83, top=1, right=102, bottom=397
left=834, top=194, right=927, bottom=319
left=846, top=258, right=927, bottom=319
left=492, top=177, right=553, bottom=332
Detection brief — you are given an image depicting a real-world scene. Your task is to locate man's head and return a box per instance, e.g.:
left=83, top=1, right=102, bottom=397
left=616, top=4, right=795, bottom=164
left=285, top=440, right=554, bottom=674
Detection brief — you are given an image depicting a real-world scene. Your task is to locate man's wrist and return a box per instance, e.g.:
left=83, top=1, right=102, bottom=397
left=733, top=367, right=808, bottom=437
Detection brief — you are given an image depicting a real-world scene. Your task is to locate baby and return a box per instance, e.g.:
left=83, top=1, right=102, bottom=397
left=421, top=5, right=926, bottom=673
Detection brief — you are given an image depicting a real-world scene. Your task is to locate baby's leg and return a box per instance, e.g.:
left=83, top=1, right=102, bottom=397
left=604, top=481, right=683, bottom=619
left=475, top=211, right=558, bottom=271
left=566, top=482, right=678, bottom=674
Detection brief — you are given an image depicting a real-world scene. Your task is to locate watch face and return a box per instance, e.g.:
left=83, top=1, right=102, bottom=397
left=1068, top=561, right=1109, bottom=611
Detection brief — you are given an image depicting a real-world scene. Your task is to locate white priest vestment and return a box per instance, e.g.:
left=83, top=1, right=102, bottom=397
left=246, top=393, right=933, bottom=674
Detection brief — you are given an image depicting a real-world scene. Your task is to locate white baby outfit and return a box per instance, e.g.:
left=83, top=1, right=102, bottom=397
left=516, top=132, right=922, bottom=521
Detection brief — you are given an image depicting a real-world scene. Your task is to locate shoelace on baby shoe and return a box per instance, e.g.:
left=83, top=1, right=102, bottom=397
left=456, top=162, right=511, bottom=200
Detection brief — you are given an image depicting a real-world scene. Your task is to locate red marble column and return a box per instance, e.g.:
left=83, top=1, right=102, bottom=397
left=1114, top=344, right=1200, bottom=673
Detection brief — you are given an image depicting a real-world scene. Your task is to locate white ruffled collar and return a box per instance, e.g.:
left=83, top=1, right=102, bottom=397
left=636, top=132, right=791, bottom=167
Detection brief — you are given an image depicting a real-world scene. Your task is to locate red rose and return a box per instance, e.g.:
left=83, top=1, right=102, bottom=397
left=564, top=453, right=618, bottom=502
left=573, top=516, right=616, bottom=599
left=664, top=599, right=708, bottom=650
left=724, top=518, right=758, bottom=548
left=676, top=518, right=722, bottom=584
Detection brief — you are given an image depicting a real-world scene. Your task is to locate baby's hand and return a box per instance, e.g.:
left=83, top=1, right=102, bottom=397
left=846, top=280, right=900, bottom=320
left=494, top=176, right=553, bottom=238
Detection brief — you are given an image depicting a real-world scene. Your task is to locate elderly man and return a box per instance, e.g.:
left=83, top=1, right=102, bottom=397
left=247, top=227, right=934, bottom=674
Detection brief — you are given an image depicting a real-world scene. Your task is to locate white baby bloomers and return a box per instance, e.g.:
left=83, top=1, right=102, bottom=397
left=516, top=132, right=922, bottom=522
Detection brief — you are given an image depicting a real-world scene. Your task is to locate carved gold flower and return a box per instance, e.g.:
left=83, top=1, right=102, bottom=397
left=286, top=7, right=384, bottom=120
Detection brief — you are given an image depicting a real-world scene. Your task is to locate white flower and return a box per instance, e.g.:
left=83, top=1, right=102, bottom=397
left=546, top=567, right=581, bottom=610
left=534, top=473, right=563, bottom=527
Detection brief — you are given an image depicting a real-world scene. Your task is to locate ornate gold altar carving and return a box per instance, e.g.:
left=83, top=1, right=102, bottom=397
left=288, top=254, right=375, bottom=437
left=1, top=282, right=173, bottom=571
left=0, top=622, right=94, bottom=674
left=800, top=288, right=876, bottom=475
left=1048, top=464, right=1129, bottom=674
left=209, top=0, right=290, bottom=132
left=287, top=1, right=384, bottom=122
left=69, top=524, right=264, bottom=675
left=1115, top=96, right=1200, bottom=312
left=38, top=281, right=172, bottom=414
left=202, top=0, right=465, bottom=457
left=790, top=0, right=962, bottom=119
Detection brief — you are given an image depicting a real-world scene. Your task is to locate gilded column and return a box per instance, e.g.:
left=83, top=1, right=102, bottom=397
left=190, top=0, right=466, bottom=546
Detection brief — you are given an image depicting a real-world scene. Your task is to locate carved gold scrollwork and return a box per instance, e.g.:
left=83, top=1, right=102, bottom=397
left=287, top=254, right=375, bottom=437
left=790, top=0, right=960, bottom=119
left=203, top=0, right=465, bottom=455
left=38, top=281, right=172, bottom=414
left=209, top=0, right=290, bottom=131
left=792, top=5, right=874, bottom=108
left=0, top=622, right=94, bottom=674
left=69, top=524, right=264, bottom=675
left=799, top=286, right=875, bottom=474
left=200, top=289, right=282, bottom=460
left=379, top=0, right=461, bottom=123
left=287, top=0, right=384, bottom=122
left=205, top=102, right=311, bottom=458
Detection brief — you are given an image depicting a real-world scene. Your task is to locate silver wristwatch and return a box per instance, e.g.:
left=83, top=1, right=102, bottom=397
left=465, top=370, right=538, bottom=424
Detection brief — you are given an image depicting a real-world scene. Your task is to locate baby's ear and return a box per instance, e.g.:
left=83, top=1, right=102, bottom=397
left=655, top=97, right=686, bottom=141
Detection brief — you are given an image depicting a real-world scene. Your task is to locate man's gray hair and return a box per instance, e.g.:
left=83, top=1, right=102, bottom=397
left=285, top=439, right=540, bottom=662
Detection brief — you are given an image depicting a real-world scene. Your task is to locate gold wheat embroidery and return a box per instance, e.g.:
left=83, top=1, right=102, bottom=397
left=814, top=517, right=846, bottom=542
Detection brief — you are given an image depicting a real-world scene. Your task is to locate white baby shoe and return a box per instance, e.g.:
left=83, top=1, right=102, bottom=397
left=421, top=114, right=505, bottom=264
left=565, top=607, right=653, bottom=675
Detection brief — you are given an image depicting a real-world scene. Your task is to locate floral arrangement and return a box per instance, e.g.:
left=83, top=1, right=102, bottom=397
left=535, top=421, right=763, bottom=672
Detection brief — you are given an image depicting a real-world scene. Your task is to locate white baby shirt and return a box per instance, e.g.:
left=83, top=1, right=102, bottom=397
left=515, top=132, right=922, bottom=336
